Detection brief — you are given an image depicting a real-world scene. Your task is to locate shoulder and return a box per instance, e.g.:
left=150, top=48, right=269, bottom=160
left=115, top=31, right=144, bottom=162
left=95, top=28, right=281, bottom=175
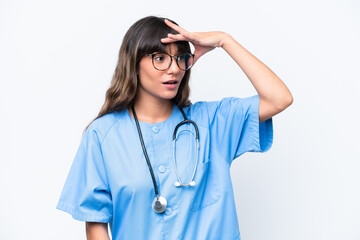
left=86, top=111, right=125, bottom=143
left=185, top=96, right=259, bottom=122
left=204, top=96, right=258, bottom=111
left=189, top=96, right=257, bottom=110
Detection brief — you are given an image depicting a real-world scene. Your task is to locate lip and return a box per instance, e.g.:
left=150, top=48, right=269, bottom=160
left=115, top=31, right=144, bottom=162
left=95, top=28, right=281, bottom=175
left=162, top=80, right=179, bottom=84
left=162, top=79, right=179, bottom=90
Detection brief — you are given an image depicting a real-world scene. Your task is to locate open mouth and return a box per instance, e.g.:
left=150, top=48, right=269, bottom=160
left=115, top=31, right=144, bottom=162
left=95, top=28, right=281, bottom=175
left=163, top=80, right=178, bottom=84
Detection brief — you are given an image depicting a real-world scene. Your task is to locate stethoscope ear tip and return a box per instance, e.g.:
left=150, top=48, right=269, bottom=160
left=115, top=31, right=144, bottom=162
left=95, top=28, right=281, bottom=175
left=174, top=181, right=196, bottom=187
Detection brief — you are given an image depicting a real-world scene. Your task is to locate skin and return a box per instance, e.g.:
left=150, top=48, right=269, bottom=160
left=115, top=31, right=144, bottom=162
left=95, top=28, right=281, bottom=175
left=129, top=44, right=186, bottom=123
left=86, top=19, right=293, bottom=239
left=86, top=222, right=109, bottom=240
left=161, top=19, right=293, bottom=123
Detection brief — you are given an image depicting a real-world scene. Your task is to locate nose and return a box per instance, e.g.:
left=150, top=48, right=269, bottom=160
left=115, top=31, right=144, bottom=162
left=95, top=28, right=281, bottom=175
left=167, top=57, right=181, bottom=73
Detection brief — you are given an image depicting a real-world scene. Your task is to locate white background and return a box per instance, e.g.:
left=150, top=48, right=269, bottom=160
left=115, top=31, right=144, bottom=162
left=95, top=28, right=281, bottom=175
left=1, top=0, right=359, bottom=239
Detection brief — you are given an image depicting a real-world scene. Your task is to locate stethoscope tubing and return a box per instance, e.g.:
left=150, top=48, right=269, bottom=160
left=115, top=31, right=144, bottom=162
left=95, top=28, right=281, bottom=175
left=173, top=119, right=199, bottom=140
left=173, top=138, right=199, bottom=187
left=131, top=104, right=160, bottom=197
left=131, top=104, right=200, bottom=212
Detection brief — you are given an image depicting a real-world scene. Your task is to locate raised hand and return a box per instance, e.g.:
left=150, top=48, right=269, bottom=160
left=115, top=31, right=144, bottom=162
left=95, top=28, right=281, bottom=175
left=162, top=19, right=293, bottom=123
left=161, top=19, right=229, bottom=64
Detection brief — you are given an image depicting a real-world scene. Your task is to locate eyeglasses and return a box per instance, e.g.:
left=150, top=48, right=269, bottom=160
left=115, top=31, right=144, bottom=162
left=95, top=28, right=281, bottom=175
left=145, top=53, right=195, bottom=71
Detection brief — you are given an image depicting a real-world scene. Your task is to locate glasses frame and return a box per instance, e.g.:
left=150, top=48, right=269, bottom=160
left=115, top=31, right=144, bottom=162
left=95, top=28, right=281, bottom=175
left=145, top=53, right=195, bottom=71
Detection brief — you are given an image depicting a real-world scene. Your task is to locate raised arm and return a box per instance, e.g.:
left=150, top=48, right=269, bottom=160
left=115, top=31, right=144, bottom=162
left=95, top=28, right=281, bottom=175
left=161, top=19, right=293, bottom=123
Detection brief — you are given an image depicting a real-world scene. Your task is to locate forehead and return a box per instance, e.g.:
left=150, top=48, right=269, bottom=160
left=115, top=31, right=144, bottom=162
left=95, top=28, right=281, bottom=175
left=164, top=43, right=180, bottom=54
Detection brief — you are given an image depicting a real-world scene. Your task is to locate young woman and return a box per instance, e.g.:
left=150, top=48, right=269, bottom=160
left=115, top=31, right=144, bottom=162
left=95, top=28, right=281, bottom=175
left=57, top=16, right=293, bottom=240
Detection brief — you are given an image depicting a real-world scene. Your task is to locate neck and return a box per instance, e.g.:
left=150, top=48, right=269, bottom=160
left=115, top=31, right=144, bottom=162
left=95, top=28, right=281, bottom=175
left=130, top=97, right=173, bottom=124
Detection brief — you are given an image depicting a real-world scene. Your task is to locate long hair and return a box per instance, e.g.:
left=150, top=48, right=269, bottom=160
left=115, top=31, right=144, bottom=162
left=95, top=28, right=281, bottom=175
left=84, top=16, right=192, bottom=132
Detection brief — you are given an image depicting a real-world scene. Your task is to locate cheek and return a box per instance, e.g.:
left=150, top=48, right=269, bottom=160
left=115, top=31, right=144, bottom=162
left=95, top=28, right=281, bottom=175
left=138, top=60, right=159, bottom=84
left=179, top=72, right=186, bottom=84
left=139, top=71, right=161, bottom=87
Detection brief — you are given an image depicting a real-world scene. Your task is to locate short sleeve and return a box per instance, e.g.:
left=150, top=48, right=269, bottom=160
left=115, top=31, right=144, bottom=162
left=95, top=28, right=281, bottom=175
left=207, top=95, right=273, bottom=165
left=56, top=128, right=113, bottom=222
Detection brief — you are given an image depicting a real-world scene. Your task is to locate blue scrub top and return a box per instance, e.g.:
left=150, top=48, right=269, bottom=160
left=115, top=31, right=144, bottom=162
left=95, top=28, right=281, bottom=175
left=57, top=95, right=273, bottom=240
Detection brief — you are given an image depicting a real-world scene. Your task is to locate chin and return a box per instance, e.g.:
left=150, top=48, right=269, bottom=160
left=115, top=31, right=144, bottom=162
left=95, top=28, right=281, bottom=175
left=160, top=91, right=179, bottom=100
left=161, top=95, right=177, bottom=101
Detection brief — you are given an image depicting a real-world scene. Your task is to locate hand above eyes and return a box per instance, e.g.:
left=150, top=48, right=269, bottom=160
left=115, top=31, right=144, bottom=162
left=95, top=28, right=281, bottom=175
left=161, top=19, right=230, bottom=64
left=161, top=19, right=293, bottom=121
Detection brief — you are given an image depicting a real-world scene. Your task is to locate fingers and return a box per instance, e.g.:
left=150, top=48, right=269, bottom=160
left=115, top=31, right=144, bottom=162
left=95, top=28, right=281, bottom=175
left=161, top=19, right=194, bottom=43
left=164, top=19, right=188, bottom=36
left=161, top=33, right=187, bottom=43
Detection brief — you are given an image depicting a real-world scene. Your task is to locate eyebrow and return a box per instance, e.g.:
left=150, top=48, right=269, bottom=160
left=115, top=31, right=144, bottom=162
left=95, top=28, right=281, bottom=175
left=154, top=51, right=185, bottom=56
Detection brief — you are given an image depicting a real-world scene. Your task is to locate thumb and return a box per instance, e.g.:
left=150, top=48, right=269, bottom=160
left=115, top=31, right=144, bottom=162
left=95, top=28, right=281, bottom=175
left=192, top=45, right=215, bottom=64
left=192, top=49, right=204, bottom=64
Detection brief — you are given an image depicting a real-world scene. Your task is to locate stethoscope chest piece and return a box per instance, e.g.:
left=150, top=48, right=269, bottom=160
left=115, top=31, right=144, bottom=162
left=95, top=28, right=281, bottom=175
left=132, top=104, right=199, bottom=214
left=152, top=195, right=167, bottom=214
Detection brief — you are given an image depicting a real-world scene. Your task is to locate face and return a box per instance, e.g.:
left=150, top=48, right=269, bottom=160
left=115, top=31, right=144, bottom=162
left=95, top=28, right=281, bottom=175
left=136, top=44, right=186, bottom=103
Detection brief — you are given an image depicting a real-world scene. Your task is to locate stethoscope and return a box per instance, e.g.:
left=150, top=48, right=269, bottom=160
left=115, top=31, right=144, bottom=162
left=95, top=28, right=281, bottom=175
left=131, top=104, right=199, bottom=214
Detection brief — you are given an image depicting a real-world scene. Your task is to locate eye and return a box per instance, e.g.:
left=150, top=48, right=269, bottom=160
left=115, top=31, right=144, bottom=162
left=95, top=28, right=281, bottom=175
left=178, top=53, right=190, bottom=62
left=177, top=53, right=194, bottom=70
left=153, top=54, right=166, bottom=62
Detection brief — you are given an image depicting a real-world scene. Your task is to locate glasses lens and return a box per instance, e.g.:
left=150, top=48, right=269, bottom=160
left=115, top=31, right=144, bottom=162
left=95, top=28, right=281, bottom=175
left=152, top=53, right=171, bottom=70
left=177, top=53, right=194, bottom=70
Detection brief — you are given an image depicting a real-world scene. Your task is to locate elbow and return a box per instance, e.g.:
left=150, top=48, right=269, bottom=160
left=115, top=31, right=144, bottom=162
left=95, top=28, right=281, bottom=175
left=274, top=93, right=294, bottom=112
left=285, top=93, right=294, bottom=107
left=279, top=93, right=294, bottom=110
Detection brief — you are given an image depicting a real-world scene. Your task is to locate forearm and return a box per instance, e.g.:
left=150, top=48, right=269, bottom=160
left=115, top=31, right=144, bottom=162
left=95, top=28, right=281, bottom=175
left=86, top=222, right=110, bottom=240
left=220, top=34, right=293, bottom=109
left=161, top=19, right=293, bottom=111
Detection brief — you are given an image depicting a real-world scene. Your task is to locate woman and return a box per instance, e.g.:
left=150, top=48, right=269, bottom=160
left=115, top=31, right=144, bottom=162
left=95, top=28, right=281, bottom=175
left=57, top=16, right=293, bottom=240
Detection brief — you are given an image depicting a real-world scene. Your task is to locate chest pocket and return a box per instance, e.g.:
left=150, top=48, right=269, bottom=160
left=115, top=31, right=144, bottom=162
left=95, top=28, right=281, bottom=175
left=188, top=124, right=221, bottom=211
left=174, top=123, right=221, bottom=211
left=190, top=158, right=221, bottom=211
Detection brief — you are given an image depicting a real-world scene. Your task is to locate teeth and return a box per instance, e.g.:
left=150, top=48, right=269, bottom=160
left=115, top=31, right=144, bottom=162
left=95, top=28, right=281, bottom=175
left=164, top=81, right=176, bottom=84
